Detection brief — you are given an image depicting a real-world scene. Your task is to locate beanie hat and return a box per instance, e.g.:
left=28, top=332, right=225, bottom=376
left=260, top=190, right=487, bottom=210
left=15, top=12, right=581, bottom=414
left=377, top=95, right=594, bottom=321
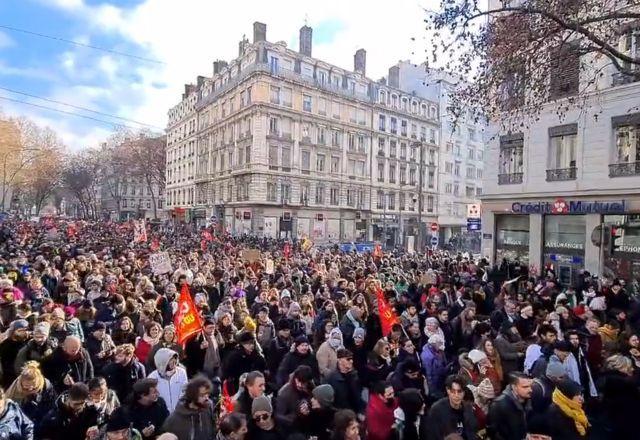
left=276, top=318, right=292, bottom=331
left=106, top=408, right=131, bottom=432
left=353, top=327, right=366, bottom=340
left=546, top=360, right=566, bottom=380
left=34, top=322, right=51, bottom=336
left=468, top=349, right=488, bottom=364
left=312, top=384, right=335, bottom=408
left=9, top=319, right=29, bottom=332
left=557, top=379, right=582, bottom=399
left=251, top=395, right=273, bottom=415
left=476, top=378, right=495, bottom=399
left=294, top=335, right=309, bottom=346
left=244, top=316, right=257, bottom=333
left=397, top=389, right=424, bottom=416
left=91, top=321, right=107, bottom=332
left=238, top=332, right=255, bottom=344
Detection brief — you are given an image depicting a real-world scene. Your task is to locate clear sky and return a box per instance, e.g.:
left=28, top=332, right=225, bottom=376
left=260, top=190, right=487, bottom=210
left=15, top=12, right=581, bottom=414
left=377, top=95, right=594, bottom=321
left=0, top=0, right=437, bottom=149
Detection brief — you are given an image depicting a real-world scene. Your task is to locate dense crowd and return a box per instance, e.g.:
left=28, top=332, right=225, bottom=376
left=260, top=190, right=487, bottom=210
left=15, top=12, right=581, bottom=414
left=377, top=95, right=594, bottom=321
left=0, top=218, right=639, bottom=440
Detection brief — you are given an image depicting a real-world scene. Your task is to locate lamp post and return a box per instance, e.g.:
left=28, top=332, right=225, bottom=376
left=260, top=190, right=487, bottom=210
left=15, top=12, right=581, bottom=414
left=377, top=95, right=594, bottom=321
left=415, top=141, right=425, bottom=252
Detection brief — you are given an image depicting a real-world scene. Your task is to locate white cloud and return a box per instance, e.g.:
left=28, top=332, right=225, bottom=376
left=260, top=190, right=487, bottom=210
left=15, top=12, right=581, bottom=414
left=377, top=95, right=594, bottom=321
left=26, top=0, right=441, bottom=148
left=0, top=31, right=14, bottom=49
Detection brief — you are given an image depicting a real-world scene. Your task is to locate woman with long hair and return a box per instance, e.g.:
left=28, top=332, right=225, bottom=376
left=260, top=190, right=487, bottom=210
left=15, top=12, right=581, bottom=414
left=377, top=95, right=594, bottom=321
left=134, top=321, right=162, bottom=365
left=6, top=361, right=57, bottom=428
left=332, top=409, right=360, bottom=440
left=478, top=337, right=503, bottom=387
left=112, top=316, right=136, bottom=346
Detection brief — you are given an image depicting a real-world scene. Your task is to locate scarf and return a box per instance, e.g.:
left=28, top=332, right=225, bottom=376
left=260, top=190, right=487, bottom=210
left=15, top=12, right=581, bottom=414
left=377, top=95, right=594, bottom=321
left=552, top=389, right=589, bottom=436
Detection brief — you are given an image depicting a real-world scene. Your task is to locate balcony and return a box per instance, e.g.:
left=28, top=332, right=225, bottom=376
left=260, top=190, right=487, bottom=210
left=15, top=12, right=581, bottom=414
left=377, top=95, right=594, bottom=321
left=377, top=150, right=385, bottom=157
left=609, top=161, right=640, bottom=177
left=498, top=173, right=523, bottom=185
left=546, top=167, right=577, bottom=181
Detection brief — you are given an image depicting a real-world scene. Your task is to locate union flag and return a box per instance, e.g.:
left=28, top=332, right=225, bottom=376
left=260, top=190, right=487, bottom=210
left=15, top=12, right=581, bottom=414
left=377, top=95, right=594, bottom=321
left=375, top=287, right=399, bottom=336
left=174, top=284, right=203, bottom=345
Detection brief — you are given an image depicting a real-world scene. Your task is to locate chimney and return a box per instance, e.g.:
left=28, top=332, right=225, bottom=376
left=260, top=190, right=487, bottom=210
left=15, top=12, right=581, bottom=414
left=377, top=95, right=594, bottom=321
left=253, top=22, right=267, bottom=43
left=196, top=75, right=205, bottom=88
left=354, top=49, right=366, bottom=75
left=388, top=65, right=399, bottom=88
left=299, top=25, right=312, bottom=57
left=213, top=60, right=228, bottom=75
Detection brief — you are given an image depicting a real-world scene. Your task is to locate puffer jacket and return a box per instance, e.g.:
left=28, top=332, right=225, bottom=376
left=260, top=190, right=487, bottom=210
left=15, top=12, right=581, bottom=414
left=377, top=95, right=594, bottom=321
left=0, top=399, right=34, bottom=440
left=162, top=400, right=216, bottom=440
left=147, top=348, right=188, bottom=412
left=420, top=345, right=447, bottom=398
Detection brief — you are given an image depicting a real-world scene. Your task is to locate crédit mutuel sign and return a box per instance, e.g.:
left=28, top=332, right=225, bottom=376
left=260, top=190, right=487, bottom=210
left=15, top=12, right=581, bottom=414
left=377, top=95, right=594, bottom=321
left=512, top=198, right=626, bottom=215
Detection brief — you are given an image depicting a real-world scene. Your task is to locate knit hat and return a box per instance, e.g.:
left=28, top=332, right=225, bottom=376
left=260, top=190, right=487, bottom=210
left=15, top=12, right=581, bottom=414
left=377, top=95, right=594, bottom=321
left=106, top=408, right=131, bottom=432
left=281, top=289, right=291, bottom=298
left=546, top=360, right=566, bottom=380
left=312, top=384, right=335, bottom=408
left=9, top=319, right=29, bottom=332
left=276, top=318, right=292, bottom=331
left=238, top=332, right=255, bottom=344
left=294, top=335, right=309, bottom=346
left=476, top=378, right=495, bottom=399
left=337, top=348, right=353, bottom=359
left=353, top=327, right=366, bottom=341
left=34, top=322, right=50, bottom=336
left=468, top=349, right=488, bottom=364
left=557, top=379, right=582, bottom=399
left=251, top=395, right=273, bottom=415
left=91, top=321, right=107, bottom=332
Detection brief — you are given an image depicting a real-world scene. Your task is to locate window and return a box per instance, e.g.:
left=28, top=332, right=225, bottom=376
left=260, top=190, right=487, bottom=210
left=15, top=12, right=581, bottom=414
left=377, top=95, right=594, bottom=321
left=315, top=185, right=325, bottom=204
left=303, top=95, right=312, bottom=112
left=430, top=128, right=436, bottom=143
left=411, top=146, right=417, bottom=161
left=400, top=143, right=407, bottom=159
left=388, top=193, right=395, bottom=210
left=427, top=195, right=434, bottom=212
left=389, top=164, right=396, bottom=183
left=409, top=168, right=416, bottom=185
left=468, top=147, right=475, bottom=160
left=377, top=191, right=385, bottom=209
left=391, top=95, right=398, bottom=108
left=549, top=124, right=577, bottom=170
left=347, top=189, right=355, bottom=206
left=301, top=151, right=311, bottom=174
left=390, top=117, right=397, bottom=134
left=454, top=162, right=461, bottom=177
left=466, top=186, right=475, bottom=197
left=245, top=145, right=251, bottom=164
left=477, top=149, right=484, bottom=161
left=477, top=169, right=483, bottom=179
left=614, top=123, right=640, bottom=164
left=378, top=137, right=386, bottom=153
left=267, top=182, right=277, bottom=201
left=316, top=154, right=326, bottom=172
left=466, top=166, right=476, bottom=179
left=379, top=90, right=387, bottom=104
left=281, top=183, right=291, bottom=204
left=446, top=142, right=453, bottom=153
left=348, top=133, right=356, bottom=151
left=332, top=101, right=340, bottom=118
left=379, top=115, right=386, bottom=131
left=445, top=183, right=452, bottom=194
left=318, top=98, right=327, bottom=115
left=476, top=187, right=483, bottom=196
left=399, top=193, right=405, bottom=211
left=411, top=123, right=417, bottom=139
left=282, top=87, right=292, bottom=107
left=390, top=140, right=397, bottom=157
left=428, top=170, right=435, bottom=188
left=445, top=162, right=453, bottom=174
left=330, top=188, right=339, bottom=205
left=270, top=86, right=280, bottom=104
left=331, top=130, right=341, bottom=147
left=268, top=145, right=278, bottom=169
left=378, top=162, right=385, bottom=182
left=356, top=160, right=365, bottom=176
left=331, top=156, right=340, bottom=173
left=281, top=146, right=291, bottom=171
left=400, top=166, right=407, bottom=184
left=301, top=124, right=311, bottom=140
left=300, top=183, right=310, bottom=204
left=318, top=127, right=326, bottom=145
left=499, top=133, right=524, bottom=180
left=469, top=128, right=477, bottom=141
left=454, top=183, right=460, bottom=196
left=401, top=120, right=408, bottom=136
left=269, top=117, right=279, bottom=135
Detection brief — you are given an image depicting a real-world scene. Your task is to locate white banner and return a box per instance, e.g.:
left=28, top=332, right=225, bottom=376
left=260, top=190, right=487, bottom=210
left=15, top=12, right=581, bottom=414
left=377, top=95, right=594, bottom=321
left=149, top=252, right=172, bottom=275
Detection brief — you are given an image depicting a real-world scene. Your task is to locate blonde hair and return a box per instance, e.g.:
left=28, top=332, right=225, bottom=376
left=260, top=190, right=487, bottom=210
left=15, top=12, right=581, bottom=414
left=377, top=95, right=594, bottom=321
left=6, top=361, right=45, bottom=402
left=604, top=354, right=632, bottom=373
left=115, top=344, right=135, bottom=356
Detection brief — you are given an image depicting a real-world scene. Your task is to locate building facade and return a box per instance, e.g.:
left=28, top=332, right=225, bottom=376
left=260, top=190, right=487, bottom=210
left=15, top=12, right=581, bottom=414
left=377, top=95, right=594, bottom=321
left=481, top=13, right=640, bottom=282
left=165, top=22, right=440, bottom=245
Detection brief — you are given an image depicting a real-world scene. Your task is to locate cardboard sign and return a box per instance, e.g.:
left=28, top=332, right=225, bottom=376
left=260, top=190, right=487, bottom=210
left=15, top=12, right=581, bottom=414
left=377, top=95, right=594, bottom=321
left=242, top=249, right=261, bottom=264
left=265, top=259, right=274, bottom=274
left=149, top=252, right=172, bottom=275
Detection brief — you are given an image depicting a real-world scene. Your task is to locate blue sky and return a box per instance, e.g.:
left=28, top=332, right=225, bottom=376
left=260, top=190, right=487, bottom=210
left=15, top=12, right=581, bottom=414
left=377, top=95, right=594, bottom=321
left=0, top=0, right=434, bottom=149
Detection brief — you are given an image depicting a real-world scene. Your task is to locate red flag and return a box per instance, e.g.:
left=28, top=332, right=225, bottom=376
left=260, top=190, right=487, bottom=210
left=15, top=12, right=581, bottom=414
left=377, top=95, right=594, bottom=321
left=150, top=238, right=160, bottom=251
left=221, top=379, right=235, bottom=413
left=283, top=243, right=291, bottom=259
left=373, top=244, right=383, bottom=260
left=173, top=284, right=204, bottom=345
left=202, top=230, right=213, bottom=242
left=67, top=224, right=77, bottom=238
left=375, top=287, right=399, bottom=336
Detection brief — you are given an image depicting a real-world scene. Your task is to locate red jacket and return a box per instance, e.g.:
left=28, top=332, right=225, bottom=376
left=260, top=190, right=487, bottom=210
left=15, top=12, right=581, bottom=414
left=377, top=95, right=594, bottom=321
left=366, top=393, right=397, bottom=440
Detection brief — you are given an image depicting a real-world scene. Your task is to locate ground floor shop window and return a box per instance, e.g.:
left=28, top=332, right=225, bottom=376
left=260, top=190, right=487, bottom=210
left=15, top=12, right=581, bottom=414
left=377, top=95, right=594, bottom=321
left=543, top=215, right=586, bottom=286
left=495, top=215, right=530, bottom=264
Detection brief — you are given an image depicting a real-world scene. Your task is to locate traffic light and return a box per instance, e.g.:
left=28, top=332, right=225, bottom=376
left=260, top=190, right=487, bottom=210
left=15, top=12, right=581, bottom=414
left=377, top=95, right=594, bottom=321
left=609, top=225, right=623, bottom=255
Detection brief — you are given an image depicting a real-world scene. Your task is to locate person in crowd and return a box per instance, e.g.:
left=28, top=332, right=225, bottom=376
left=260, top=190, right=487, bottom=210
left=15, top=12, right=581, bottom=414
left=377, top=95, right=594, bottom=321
left=162, top=376, right=217, bottom=440
left=42, top=335, right=94, bottom=393
left=127, top=378, right=170, bottom=440
left=234, top=370, right=266, bottom=417
left=487, top=372, right=533, bottom=440
left=0, top=319, right=30, bottom=388
left=134, top=321, right=163, bottom=367
left=366, top=381, right=397, bottom=440
left=316, top=328, right=344, bottom=379
left=147, top=348, right=187, bottom=413
left=146, top=325, right=183, bottom=372
left=183, top=317, right=221, bottom=378
left=421, top=333, right=448, bottom=399
left=39, top=382, right=100, bottom=440
left=275, top=365, right=314, bottom=431
left=224, top=331, right=267, bottom=393
left=426, top=374, right=478, bottom=439
left=531, top=358, right=566, bottom=414
left=14, top=321, right=56, bottom=373
left=297, top=383, right=336, bottom=440
left=390, top=388, right=426, bottom=440
left=248, top=394, right=283, bottom=440
left=0, top=386, right=34, bottom=440
left=324, top=348, right=364, bottom=414
left=217, top=412, right=248, bottom=440
left=494, top=322, right=525, bottom=378
left=87, top=376, right=119, bottom=424
left=102, top=343, right=146, bottom=401
left=545, top=379, right=589, bottom=439
left=6, top=360, right=57, bottom=429
left=101, top=408, right=143, bottom=440
left=85, top=321, right=116, bottom=374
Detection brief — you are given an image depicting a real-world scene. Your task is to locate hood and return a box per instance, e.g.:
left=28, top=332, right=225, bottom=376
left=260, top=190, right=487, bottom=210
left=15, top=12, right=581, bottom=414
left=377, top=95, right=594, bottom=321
left=154, top=347, right=178, bottom=376
left=328, top=328, right=344, bottom=349
left=173, top=400, right=209, bottom=416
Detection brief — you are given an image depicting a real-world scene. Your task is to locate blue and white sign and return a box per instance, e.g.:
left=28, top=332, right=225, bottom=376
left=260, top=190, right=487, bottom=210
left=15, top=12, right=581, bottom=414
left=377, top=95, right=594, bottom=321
left=430, top=235, right=439, bottom=246
left=467, top=221, right=481, bottom=231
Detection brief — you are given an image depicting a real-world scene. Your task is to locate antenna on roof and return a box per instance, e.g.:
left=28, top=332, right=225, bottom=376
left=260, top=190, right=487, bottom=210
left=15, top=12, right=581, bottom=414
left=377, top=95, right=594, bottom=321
left=304, top=13, right=309, bottom=26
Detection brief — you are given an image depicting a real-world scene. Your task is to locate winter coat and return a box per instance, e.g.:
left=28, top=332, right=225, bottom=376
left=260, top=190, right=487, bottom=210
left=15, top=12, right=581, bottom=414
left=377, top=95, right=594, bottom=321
left=102, top=359, right=146, bottom=402
left=128, top=398, right=170, bottom=440
left=41, top=346, right=94, bottom=393
left=16, top=378, right=58, bottom=429
left=425, top=397, right=478, bottom=440
left=146, top=341, right=183, bottom=372
left=276, top=351, right=320, bottom=388
left=0, top=337, right=27, bottom=388
left=147, top=348, right=188, bottom=412
left=0, top=399, right=34, bottom=440
left=14, top=338, right=57, bottom=374
left=265, top=336, right=292, bottom=378
left=85, top=333, right=116, bottom=374
left=324, top=369, right=364, bottom=413
left=493, top=334, right=522, bottom=376
left=38, top=396, right=100, bottom=440
left=420, top=345, right=447, bottom=398
left=544, top=403, right=585, bottom=440
left=316, top=341, right=339, bottom=378
left=275, top=381, right=309, bottom=431
left=222, top=347, right=266, bottom=392
left=366, top=393, right=397, bottom=440
left=597, top=370, right=640, bottom=438
left=486, top=386, right=531, bottom=440
left=162, top=400, right=216, bottom=440
left=255, top=319, right=276, bottom=350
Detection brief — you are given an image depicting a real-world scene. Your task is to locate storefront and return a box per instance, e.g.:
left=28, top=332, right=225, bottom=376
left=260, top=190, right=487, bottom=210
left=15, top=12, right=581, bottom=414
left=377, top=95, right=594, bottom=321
left=543, top=215, right=585, bottom=286
left=495, top=214, right=530, bottom=264
left=604, top=214, right=640, bottom=281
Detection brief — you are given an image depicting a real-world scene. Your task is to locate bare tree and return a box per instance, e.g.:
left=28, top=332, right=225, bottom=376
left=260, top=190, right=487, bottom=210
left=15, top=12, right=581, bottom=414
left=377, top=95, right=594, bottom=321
left=61, top=150, right=101, bottom=219
left=426, top=0, right=640, bottom=127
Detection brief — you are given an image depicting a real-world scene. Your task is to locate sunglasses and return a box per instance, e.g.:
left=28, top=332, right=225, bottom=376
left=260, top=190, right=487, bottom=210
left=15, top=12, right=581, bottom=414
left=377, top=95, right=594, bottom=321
left=253, top=413, right=270, bottom=422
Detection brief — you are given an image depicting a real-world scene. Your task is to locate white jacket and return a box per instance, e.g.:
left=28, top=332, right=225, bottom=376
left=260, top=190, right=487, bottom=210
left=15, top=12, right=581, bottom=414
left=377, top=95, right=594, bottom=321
left=148, top=347, right=188, bottom=412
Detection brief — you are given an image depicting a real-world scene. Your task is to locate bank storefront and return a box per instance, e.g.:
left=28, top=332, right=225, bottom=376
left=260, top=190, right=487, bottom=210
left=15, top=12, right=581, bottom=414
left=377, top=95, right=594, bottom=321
left=482, top=197, right=640, bottom=284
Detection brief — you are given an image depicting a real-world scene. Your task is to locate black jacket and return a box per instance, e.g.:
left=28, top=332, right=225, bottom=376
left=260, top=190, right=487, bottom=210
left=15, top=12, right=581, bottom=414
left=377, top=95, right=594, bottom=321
left=102, top=359, right=146, bottom=401
left=487, top=386, right=531, bottom=440
left=531, top=376, right=554, bottom=414
left=127, top=398, right=170, bottom=439
left=41, top=346, right=94, bottom=393
left=276, top=351, right=320, bottom=388
left=38, top=397, right=100, bottom=440
left=18, top=378, right=58, bottom=430
left=324, top=369, right=364, bottom=413
left=274, top=382, right=310, bottom=431
left=222, top=347, right=266, bottom=392
left=544, top=403, right=585, bottom=440
left=425, top=397, right=478, bottom=440
left=265, top=336, right=291, bottom=378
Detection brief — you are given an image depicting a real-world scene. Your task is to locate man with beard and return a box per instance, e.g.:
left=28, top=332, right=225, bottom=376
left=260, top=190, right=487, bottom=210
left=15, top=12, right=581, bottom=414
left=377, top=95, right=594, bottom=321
left=42, top=335, right=94, bottom=393
left=277, top=335, right=320, bottom=388
left=324, top=349, right=364, bottom=415
left=39, top=383, right=100, bottom=440
left=102, top=344, right=146, bottom=402
left=389, top=358, right=427, bottom=398
left=148, top=348, right=188, bottom=412
left=162, top=376, right=216, bottom=440
left=184, top=317, right=221, bottom=378
left=85, top=321, right=116, bottom=374
left=127, top=378, right=170, bottom=440
left=15, top=322, right=57, bottom=374
left=266, top=319, right=293, bottom=383
left=366, top=381, right=398, bottom=440
left=275, top=365, right=315, bottom=431
left=223, top=332, right=267, bottom=393
left=0, top=319, right=30, bottom=388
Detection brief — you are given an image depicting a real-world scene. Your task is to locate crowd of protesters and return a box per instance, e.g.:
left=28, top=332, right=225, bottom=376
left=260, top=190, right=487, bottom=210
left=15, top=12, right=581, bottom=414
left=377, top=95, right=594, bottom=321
left=0, top=218, right=640, bottom=440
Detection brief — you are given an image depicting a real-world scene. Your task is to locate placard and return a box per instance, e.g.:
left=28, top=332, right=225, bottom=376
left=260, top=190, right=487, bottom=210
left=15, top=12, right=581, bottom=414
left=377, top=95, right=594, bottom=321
left=265, top=259, right=274, bottom=274
left=242, top=249, right=261, bottom=264
left=149, top=252, right=172, bottom=275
